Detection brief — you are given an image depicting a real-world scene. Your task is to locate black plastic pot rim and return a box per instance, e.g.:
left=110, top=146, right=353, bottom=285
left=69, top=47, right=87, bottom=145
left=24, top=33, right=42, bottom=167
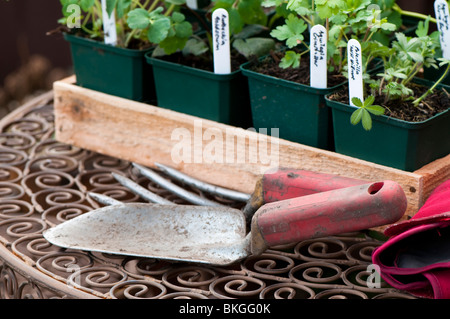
left=64, top=32, right=153, bottom=57
left=145, top=51, right=241, bottom=81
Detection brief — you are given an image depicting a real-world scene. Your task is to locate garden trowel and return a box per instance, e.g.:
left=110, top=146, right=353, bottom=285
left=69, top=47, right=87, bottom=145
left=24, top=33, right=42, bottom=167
left=43, top=180, right=407, bottom=266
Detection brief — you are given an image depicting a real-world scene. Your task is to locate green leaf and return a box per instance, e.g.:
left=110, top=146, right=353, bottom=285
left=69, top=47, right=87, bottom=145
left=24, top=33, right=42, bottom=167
left=167, top=26, right=176, bottom=38
left=380, top=22, right=396, bottom=31
left=80, top=0, right=95, bottom=11
left=329, top=12, right=347, bottom=24
left=151, top=46, right=167, bottom=57
left=415, top=16, right=430, bottom=38
left=408, top=51, right=423, bottom=63
left=62, top=0, right=79, bottom=17
left=365, top=104, right=385, bottom=116
left=211, top=1, right=243, bottom=33
left=232, top=37, right=275, bottom=59
left=384, top=10, right=403, bottom=30
left=393, top=32, right=408, bottom=48
left=229, top=8, right=244, bottom=34
left=350, top=9, right=372, bottom=25
left=315, top=0, right=346, bottom=19
left=286, top=0, right=312, bottom=15
left=283, top=13, right=307, bottom=35
left=351, top=97, right=363, bottom=107
left=182, top=38, right=209, bottom=56
left=174, top=21, right=193, bottom=38
left=279, top=50, right=301, bottom=68
left=270, top=14, right=306, bottom=48
left=147, top=17, right=171, bottom=43
left=166, top=0, right=186, bottom=4
left=262, top=0, right=281, bottom=6
left=363, top=95, right=375, bottom=107
left=350, top=108, right=363, bottom=125
left=149, top=6, right=164, bottom=18
left=234, top=25, right=269, bottom=39
left=159, top=36, right=189, bottom=54
left=349, top=0, right=372, bottom=12
left=361, top=109, right=372, bottom=131
left=237, top=0, right=268, bottom=26
left=116, top=0, right=131, bottom=18
left=106, top=0, right=117, bottom=17
left=438, top=58, right=450, bottom=67
left=171, top=11, right=185, bottom=23
left=127, top=9, right=150, bottom=29
left=407, top=52, right=423, bottom=62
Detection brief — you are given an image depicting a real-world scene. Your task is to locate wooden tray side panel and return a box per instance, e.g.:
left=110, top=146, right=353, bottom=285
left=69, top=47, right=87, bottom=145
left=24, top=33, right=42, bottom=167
left=52, top=78, right=450, bottom=227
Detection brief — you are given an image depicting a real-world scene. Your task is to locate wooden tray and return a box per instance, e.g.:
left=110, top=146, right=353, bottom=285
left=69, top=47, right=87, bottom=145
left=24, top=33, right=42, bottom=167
left=53, top=76, right=450, bottom=228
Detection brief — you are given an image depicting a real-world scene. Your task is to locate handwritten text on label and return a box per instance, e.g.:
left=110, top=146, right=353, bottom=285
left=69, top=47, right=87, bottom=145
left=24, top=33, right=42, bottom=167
left=435, top=0, right=450, bottom=59
left=348, top=39, right=364, bottom=106
left=212, top=9, right=231, bottom=74
left=310, top=25, right=327, bottom=89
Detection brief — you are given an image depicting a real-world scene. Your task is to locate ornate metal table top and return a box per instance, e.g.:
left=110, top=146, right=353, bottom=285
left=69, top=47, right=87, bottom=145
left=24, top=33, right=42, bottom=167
left=0, top=92, right=416, bottom=299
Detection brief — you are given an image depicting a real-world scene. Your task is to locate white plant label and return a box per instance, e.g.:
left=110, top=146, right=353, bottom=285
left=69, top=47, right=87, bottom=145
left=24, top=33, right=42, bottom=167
left=212, top=8, right=231, bottom=74
left=434, top=0, right=450, bottom=59
left=186, top=0, right=198, bottom=9
left=347, top=39, right=364, bottom=106
left=310, top=24, right=327, bottom=89
left=101, top=0, right=118, bottom=46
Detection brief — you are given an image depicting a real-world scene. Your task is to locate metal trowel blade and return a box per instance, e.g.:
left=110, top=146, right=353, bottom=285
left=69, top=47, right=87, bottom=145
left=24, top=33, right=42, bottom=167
left=43, top=203, right=250, bottom=266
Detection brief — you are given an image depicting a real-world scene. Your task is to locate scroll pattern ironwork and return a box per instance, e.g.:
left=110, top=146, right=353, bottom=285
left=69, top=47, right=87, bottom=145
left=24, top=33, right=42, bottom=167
left=0, top=102, right=416, bottom=299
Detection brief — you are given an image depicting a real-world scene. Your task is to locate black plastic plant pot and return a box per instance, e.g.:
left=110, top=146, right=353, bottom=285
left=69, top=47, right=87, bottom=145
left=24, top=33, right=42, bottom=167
left=240, top=60, right=347, bottom=151
left=326, top=81, right=450, bottom=172
left=146, top=52, right=252, bottom=128
left=64, top=33, right=156, bottom=103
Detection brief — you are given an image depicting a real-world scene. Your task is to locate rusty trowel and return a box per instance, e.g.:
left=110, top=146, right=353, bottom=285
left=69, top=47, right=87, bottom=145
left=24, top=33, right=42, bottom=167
left=43, top=180, right=407, bottom=266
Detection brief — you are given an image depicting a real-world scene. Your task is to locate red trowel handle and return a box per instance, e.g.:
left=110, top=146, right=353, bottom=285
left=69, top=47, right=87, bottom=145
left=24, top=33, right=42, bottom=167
left=243, top=168, right=366, bottom=219
left=250, top=180, right=407, bottom=255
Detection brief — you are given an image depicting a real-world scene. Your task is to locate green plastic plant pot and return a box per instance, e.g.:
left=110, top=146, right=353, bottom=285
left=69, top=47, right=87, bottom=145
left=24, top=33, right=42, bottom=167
left=146, top=53, right=252, bottom=128
left=64, top=33, right=156, bottom=103
left=326, top=83, right=450, bottom=172
left=240, top=60, right=346, bottom=150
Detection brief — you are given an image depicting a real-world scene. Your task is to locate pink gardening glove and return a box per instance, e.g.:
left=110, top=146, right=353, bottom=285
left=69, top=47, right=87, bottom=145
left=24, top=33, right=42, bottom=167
left=372, top=179, right=450, bottom=299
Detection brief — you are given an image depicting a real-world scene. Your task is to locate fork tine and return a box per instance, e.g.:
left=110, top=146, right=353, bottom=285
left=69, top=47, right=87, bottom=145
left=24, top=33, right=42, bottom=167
left=112, top=172, right=174, bottom=205
left=88, top=192, right=124, bottom=206
left=154, top=162, right=251, bottom=202
left=132, top=163, right=226, bottom=207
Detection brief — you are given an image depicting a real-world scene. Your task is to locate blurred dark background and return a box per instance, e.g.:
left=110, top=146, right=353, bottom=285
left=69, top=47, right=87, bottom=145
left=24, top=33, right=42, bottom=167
left=0, top=0, right=436, bottom=117
left=0, top=0, right=71, bottom=117
left=397, top=0, right=434, bottom=16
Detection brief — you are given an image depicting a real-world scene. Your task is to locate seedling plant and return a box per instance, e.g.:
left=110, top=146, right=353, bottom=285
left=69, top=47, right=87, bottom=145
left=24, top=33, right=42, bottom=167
left=131, top=0, right=278, bottom=63
left=352, top=17, right=450, bottom=130
left=263, top=0, right=398, bottom=73
left=59, top=0, right=192, bottom=49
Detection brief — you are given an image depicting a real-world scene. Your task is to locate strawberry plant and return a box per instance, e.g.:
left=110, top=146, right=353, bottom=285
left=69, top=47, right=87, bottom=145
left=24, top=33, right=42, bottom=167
left=59, top=0, right=104, bottom=38
left=211, top=0, right=269, bottom=35
left=143, top=0, right=276, bottom=62
left=127, top=0, right=193, bottom=53
left=59, top=0, right=190, bottom=49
